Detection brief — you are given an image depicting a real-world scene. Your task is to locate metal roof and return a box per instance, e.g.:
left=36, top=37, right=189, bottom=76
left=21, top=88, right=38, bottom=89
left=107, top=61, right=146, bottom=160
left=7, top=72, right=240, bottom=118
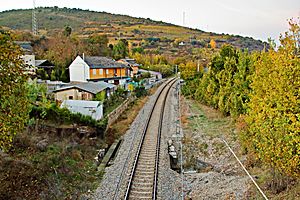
left=54, top=81, right=116, bottom=94
left=119, top=58, right=141, bottom=67
left=61, top=100, right=101, bottom=108
left=61, top=100, right=103, bottom=121
left=35, top=60, right=54, bottom=67
left=139, top=69, right=162, bottom=75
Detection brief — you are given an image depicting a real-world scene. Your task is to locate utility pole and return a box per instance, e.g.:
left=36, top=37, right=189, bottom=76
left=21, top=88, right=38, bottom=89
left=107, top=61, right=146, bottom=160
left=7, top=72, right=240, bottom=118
left=32, top=0, right=38, bottom=35
left=183, top=11, right=185, bottom=27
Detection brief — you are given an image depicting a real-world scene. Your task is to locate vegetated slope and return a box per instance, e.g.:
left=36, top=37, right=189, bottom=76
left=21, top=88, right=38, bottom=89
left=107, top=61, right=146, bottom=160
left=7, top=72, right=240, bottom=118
left=0, top=7, right=167, bottom=32
left=0, top=7, right=267, bottom=55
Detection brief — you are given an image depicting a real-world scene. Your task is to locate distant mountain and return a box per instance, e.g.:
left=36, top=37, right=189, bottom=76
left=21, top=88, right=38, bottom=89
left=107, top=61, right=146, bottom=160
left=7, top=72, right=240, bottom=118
left=0, top=7, right=268, bottom=56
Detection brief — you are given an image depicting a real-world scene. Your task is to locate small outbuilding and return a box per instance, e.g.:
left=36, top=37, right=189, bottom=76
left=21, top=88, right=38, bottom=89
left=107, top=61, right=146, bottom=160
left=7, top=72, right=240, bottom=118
left=53, top=81, right=116, bottom=102
left=60, top=100, right=103, bottom=121
left=138, top=69, right=162, bottom=80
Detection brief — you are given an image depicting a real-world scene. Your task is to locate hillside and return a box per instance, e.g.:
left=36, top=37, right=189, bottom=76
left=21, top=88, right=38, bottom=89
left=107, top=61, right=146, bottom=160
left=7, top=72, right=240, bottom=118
left=0, top=7, right=268, bottom=56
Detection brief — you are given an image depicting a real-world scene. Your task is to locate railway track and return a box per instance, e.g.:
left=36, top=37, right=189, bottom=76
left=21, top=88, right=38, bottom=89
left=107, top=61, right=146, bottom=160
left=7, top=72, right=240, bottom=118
left=123, top=78, right=177, bottom=200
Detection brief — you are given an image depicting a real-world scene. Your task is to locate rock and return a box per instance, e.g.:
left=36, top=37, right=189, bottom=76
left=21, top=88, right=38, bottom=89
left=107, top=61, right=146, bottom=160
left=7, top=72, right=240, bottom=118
left=169, top=145, right=175, bottom=152
left=196, top=159, right=209, bottom=169
left=36, top=139, right=49, bottom=151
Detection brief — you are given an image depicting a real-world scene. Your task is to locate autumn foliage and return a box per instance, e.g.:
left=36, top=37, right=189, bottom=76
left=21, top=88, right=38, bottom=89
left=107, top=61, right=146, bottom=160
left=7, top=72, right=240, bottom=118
left=244, top=20, right=300, bottom=177
left=182, top=20, right=300, bottom=178
left=0, top=30, right=30, bottom=151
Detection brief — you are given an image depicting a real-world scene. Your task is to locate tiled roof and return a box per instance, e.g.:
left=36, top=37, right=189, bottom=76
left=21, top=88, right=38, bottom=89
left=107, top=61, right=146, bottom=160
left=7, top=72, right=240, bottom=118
left=85, top=56, right=128, bottom=69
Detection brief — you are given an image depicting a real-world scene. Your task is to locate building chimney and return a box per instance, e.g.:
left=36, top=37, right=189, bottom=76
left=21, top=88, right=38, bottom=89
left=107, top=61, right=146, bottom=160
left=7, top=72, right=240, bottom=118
left=82, top=53, right=85, bottom=61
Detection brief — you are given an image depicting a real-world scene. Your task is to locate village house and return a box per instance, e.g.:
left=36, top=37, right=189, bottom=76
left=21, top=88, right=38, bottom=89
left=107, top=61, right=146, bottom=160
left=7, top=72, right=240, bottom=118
left=117, top=58, right=141, bottom=77
left=53, top=81, right=116, bottom=102
left=69, top=55, right=131, bottom=85
left=61, top=100, right=103, bottom=121
left=36, top=79, right=69, bottom=94
left=35, top=59, right=55, bottom=77
left=16, top=41, right=54, bottom=76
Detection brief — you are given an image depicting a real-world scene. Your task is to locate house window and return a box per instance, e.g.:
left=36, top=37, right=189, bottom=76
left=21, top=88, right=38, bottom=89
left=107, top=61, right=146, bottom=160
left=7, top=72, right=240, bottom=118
left=93, top=69, right=96, bottom=75
left=106, top=69, right=109, bottom=75
left=99, top=69, right=103, bottom=75
left=69, top=96, right=73, bottom=100
left=82, top=93, right=87, bottom=100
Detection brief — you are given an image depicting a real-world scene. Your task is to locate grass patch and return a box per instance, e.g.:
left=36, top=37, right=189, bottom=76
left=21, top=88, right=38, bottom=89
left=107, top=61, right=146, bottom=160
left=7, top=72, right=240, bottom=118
left=186, top=100, right=234, bottom=138
left=182, top=99, right=300, bottom=199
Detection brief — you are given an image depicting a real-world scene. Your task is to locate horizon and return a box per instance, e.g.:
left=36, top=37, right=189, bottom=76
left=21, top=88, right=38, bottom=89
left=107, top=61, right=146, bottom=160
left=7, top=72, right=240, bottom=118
left=1, top=0, right=299, bottom=43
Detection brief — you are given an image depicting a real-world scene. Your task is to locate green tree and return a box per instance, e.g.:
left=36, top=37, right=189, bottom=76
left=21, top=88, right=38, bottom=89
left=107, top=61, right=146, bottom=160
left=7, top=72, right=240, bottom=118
left=0, top=30, right=30, bottom=151
left=112, top=39, right=129, bottom=60
left=87, top=34, right=109, bottom=56
left=63, top=25, right=72, bottom=37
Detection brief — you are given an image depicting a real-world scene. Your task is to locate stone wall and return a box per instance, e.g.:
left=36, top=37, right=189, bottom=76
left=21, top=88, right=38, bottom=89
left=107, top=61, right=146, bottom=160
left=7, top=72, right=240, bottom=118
left=107, top=95, right=136, bottom=127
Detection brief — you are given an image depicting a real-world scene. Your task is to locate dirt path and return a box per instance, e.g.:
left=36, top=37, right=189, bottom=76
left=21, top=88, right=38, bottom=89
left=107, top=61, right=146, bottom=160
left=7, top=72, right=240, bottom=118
left=181, top=97, right=250, bottom=200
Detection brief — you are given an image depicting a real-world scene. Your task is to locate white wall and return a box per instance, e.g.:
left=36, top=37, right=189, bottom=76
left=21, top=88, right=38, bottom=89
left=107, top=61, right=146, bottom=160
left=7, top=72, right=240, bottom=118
left=21, top=54, right=35, bottom=66
left=21, top=55, right=36, bottom=74
left=69, top=56, right=90, bottom=82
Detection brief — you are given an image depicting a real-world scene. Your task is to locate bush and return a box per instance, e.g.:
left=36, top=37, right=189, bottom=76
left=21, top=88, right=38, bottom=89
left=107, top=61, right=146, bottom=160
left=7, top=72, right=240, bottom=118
left=134, top=86, right=148, bottom=98
left=30, top=104, right=108, bottom=135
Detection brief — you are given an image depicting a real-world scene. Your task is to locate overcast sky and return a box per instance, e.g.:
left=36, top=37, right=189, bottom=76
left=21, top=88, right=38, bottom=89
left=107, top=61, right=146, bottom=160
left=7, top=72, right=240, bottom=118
left=1, top=0, right=299, bottom=42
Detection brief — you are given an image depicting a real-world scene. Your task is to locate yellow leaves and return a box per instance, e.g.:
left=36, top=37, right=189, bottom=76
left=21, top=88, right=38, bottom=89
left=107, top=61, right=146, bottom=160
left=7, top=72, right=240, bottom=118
left=245, top=23, right=300, bottom=177
left=0, top=31, right=30, bottom=152
left=210, top=39, right=216, bottom=49
left=179, top=61, right=198, bottom=80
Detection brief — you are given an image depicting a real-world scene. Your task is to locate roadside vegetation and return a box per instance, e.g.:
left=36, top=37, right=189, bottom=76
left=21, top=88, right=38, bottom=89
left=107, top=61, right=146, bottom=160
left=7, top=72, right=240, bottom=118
left=180, top=19, right=300, bottom=199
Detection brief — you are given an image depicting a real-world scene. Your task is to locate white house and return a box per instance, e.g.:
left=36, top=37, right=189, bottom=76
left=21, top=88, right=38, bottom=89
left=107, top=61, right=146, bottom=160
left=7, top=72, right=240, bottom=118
left=69, top=55, right=90, bottom=82
left=69, top=55, right=130, bottom=85
left=60, top=100, right=103, bottom=121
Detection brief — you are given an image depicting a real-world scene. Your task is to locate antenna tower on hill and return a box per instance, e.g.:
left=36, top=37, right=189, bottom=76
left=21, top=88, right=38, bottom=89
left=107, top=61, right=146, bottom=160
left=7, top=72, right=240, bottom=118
left=32, top=0, right=38, bottom=35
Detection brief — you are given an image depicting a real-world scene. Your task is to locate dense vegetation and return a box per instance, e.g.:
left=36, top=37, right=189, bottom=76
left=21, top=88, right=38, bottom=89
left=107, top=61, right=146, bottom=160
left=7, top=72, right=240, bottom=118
left=0, top=30, right=30, bottom=151
left=181, top=19, right=300, bottom=189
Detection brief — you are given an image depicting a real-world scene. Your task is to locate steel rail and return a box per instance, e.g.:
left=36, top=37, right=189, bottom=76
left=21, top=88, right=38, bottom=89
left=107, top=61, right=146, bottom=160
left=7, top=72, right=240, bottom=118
left=124, top=78, right=177, bottom=200
left=153, top=79, right=177, bottom=199
left=113, top=78, right=174, bottom=200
